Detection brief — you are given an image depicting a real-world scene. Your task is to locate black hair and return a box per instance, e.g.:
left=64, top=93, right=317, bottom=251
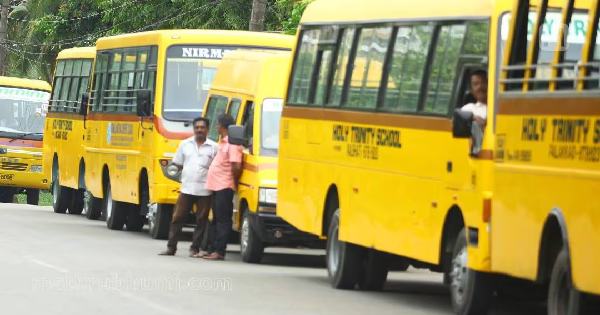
left=192, top=117, right=209, bottom=128
left=471, top=69, right=488, bottom=81
left=217, top=114, right=235, bottom=129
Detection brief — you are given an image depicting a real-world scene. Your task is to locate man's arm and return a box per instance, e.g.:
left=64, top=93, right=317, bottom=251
left=474, top=115, right=487, bottom=128
left=229, top=144, right=244, bottom=187
left=172, top=143, right=185, bottom=170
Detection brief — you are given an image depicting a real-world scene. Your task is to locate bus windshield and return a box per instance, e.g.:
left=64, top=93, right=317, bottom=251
left=163, top=45, right=239, bottom=121
left=0, top=86, right=49, bottom=135
left=260, top=98, right=283, bottom=156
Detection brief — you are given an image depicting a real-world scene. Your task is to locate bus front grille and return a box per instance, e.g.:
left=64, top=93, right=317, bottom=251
left=1, top=162, right=28, bottom=171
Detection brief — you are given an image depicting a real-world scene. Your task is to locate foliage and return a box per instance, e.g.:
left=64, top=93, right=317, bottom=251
left=279, top=0, right=314, bottom=35
left=5, top=0, right=300, bottom=81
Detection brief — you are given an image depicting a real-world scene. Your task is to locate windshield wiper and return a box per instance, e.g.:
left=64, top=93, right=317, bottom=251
left=9, top=132, right=42, bottom=142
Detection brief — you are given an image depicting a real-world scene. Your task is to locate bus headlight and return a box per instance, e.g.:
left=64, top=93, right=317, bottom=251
left=166, top=164, right=179, bottom=177
left=29, top=165, right=42, bottom=173
left=259, top=188, right=277, bottom=204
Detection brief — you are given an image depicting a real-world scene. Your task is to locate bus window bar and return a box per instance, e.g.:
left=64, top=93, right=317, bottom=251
left=101, top=103, right=135, bottom=108
left=500, top=62, right=600, bottom=84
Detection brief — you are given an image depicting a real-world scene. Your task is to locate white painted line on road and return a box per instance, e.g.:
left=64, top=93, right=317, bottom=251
left=25, top=257, right=70, bottom=273
left=117, top=291, right=181, bottom=315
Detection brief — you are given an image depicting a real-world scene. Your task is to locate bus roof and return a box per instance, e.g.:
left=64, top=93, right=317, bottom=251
left=56, top=46, right=96, bottom=60
left=301, top=0, right=596, bottom=25
left=95, top=30, right=296, bottom=51
left=211, top=49, right=291, bottom=97
left=300, top=0, right=495, bottom=24
left=0, top=76, right=51, bottom=92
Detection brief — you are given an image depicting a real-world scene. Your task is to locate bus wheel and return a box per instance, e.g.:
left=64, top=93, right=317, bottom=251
left=26, top=189, right=40, bottom=205
left=67, top=189, right=84, bottom=215
left=126, top=204, right=146, bottom=232
left=83, top=190, right=103, bottom=220
left=148, top=203, right=173, bottom=239
left=104, top=181, right=127, bottom=230
left=449, top=228, right=493, bottom=315
left=326, top=209, right=361, bottom=289
left=0, top=187, right=15, bottom=203
left=357, top=248, right=390, bottom=291
left=52, top=173, right=71, bottom=213
left=240, top=210, right=264, bottom=264
left=548, top=249, right=584, bottom=315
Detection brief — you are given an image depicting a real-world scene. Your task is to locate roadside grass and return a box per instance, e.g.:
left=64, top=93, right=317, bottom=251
left=16, top=190, right=52, bottom=206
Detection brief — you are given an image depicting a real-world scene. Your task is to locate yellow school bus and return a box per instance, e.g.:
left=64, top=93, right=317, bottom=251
left=43, top=47, right=97, bottom=216
left=278, top=0, right=600, bottom=313
left=202, top=49, right=323, bottom=263
left=0, top=76, right=51, bottom=205
left=79, top=30, right=295, bottom=237
left=493, top=0, right=600, bottom=312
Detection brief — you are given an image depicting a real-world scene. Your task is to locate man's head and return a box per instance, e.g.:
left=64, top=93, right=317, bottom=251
left=470, top=69, right=488, bottom=104
left=217, top=114, right=235, bottom=137
left=192, top=117, right=209, bottom=141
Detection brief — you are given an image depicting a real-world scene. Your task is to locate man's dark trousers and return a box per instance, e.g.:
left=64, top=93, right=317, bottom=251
left=208, top=188, right=234, bottom=256
left=167, top=193, right=211, bottom=252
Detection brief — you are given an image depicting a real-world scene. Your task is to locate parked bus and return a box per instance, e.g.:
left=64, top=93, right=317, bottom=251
left=74, top=30, right=295, bottom=238
left=202, top=49, right=323, bottom=263
left=276, top=0, right=599, bottom=313
left=43, top=47, right=97, bottom=216
left=492, top=0, right=600, bottom=313
left=0, top=76, right=51, bottom=205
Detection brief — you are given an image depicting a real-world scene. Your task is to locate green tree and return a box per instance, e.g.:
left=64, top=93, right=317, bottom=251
left=278, top=0, right=313, bottom=35
left=6, top=0, right=297, bottom=81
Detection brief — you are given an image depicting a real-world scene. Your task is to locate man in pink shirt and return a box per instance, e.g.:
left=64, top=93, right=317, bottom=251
left=201, top=114, right=243, bottom=261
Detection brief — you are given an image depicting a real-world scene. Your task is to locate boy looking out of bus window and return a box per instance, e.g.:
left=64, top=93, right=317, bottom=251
left=461, top=69, right=488, bottom=128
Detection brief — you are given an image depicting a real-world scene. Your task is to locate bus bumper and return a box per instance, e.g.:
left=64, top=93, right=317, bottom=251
left=247, top=209, right=323, bottom=247
left=151, top=183, right=179, bottom=205
left=0, top=170, right=50, bottom=190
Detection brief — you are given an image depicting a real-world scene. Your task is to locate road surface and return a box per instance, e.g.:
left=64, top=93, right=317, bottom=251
left=0, top=204, right=546, bottom=315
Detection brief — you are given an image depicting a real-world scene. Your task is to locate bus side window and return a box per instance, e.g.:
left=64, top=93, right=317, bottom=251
left=227, top=98, right=242, bottom=123
left=241, top=101, right=255, bottom=151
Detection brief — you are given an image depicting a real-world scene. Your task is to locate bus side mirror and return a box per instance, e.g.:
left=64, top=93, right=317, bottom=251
left=452, top=109, right=473, bottom=138
left=137, top=89, right=152, bottom=117
left=228, top=125, right=248, bottom=146
left=79, top=93, right=89, bottom=116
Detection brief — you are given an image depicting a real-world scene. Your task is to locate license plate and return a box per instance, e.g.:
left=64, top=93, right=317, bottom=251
left=0, top=174, right=14, bottom=181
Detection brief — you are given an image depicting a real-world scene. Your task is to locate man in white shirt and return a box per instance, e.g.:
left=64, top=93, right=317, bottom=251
left=461, top=69, right=488, bottom=128
left=461, top=70, right=488, bottom=155
left=159, top=117, right=218, bottom=257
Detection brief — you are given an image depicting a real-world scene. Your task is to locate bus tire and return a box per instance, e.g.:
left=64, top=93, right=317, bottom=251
left=104, top=180, right=127, bottom=230
left=357, top=248, right=390, bottom=291
left=548, top=248, right=584, bottom=314
left=449, top=228, right=494, bottom=315
left=326, top=209, right=361, bottom=289
left=240, top=210, right=264, bottom=264
left=126, top=204, right=146, bottom=232
left=68, top=189, right=84, bottom=215
left=149, top=204, right=173, bottom=239
left=26, top=189, right=40, bottom=205
left=52, top=173, right=71, bottom=214
left=84, top=190, right=103, bottom=220
left=0, top=187, right=15, bottom=203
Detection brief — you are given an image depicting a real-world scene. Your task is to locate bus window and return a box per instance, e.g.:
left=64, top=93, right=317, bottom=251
left=242, top=101, right=255, bottom=142
left=164, top=51, right=217, bottom=121
left=205, top=95, right=228, bottom=141
left=383, top=25, right=433, bottom=113
left=227, top=98, right=242, bottom=122
left=345, top=27, right=391, bottom=110
left=424, top=24, right=466, bottom=114
left=328, top=28, right=355, bottom=107
left=289, top=30, right=320, bottom=105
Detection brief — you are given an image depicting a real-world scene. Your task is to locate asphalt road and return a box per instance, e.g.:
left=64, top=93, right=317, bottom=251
left=0, top=204, right=547, bottom=315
